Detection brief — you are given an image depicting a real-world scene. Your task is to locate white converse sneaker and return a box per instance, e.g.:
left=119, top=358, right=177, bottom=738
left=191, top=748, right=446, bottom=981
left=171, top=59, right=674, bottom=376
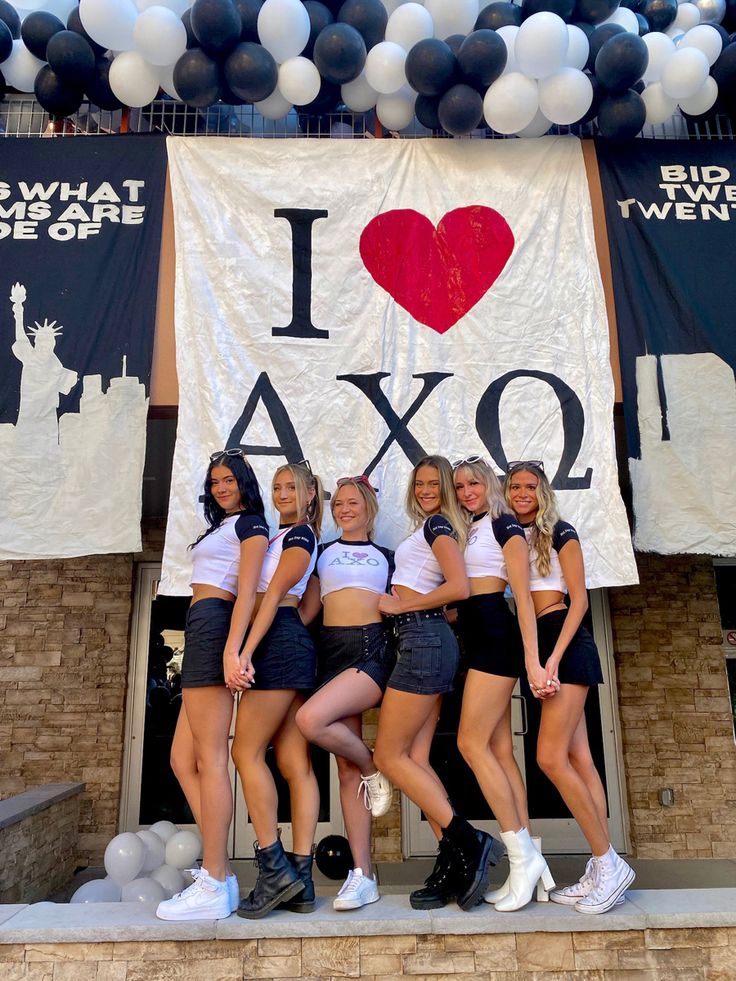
left=551, top=859, right=625, bottom=907
left=156, top=868, right=231, bottom=921
left=574, top=850, right=635, bottom=915
left=226, top=873, right=239, bottom=913
left=333, top=867, right=380, bottom=911
left=358, top=769, right=393, bottom=817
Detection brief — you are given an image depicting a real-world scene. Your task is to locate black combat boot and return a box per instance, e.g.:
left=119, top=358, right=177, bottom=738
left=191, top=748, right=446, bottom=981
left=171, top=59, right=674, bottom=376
left=279, top=852, right=316, bottom=913
left=236, top=839, right=302, bottom=919
left=409, top=836, right=460, bottom=910
left=443, top=816, right=505, bottom=911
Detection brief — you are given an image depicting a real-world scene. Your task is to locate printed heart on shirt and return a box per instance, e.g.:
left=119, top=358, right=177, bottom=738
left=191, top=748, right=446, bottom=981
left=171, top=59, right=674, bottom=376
left=352, top=552, right=369, bottom=560
left=359, top=206, right=515, bottom=334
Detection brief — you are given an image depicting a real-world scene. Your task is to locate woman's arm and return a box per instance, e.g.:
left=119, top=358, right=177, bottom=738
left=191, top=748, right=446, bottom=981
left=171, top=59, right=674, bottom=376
left=544, top=539, right=589, bottom=681
left=503, top=535, right=547, bottom=685
left=378, top=535, right=469, bottom=614
left=299, top=575, right=322, bottom=626
left=223, top=536, right=268, bottom=691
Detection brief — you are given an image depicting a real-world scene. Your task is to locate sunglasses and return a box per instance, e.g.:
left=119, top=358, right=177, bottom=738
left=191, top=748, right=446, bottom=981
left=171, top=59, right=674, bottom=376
left=293, top=458, right=312, bottom=475
left=336, top=474, right=378, bottom=493
left=210, top=448, right=245, bottom=462
left=452, top=454, right=483, bottom=469
left=507, top=460, right=545, bottom=473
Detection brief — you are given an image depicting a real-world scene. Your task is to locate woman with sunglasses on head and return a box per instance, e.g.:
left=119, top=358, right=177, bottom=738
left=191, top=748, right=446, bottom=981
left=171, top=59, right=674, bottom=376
left=157, top=449, right=269, bottom=922
left=451, top=455, right=555, bottom=912
left=229, top=460, right=323, bottom=919
left=505, top=461, right=635, bottom=914
left=296, top=475, right=395, bottom=911
left=373, top=455, right=503, bottom=912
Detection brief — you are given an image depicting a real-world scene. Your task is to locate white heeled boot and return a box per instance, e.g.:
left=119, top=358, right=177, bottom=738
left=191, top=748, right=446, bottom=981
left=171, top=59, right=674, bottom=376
left=494, top=828, right=555, bottom=913
left=483, top=871, right=510, bottom=904
left=532, top=836, right=549, bottom=902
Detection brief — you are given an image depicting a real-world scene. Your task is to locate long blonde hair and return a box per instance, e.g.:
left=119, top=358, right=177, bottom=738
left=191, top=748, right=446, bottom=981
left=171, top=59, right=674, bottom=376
left=272, top=463, right=324, bottom=539
left=331, top=479, right=379, bottom=538
left=504, top=463, right=559, bottom=577
left=453, top=457, right=509, bottom=521
left=406, top=455, right=469, bottom=549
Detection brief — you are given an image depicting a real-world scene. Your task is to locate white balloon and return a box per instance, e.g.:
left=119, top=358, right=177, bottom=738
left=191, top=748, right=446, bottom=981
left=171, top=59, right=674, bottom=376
left=515, top=12, right=569, bottom=80
left=134, top=6, right=187, bottom=66
left=678, top=73, right=718, bottom=112
left=137, top=0, right=188, bottom=11
left=150, top=863, right=185, bottom=898
left=565, top=25, right=590, bottom=70
left=109, top=50, right=161, bottom=106
left=660, top=45, right=709, bottom=98
left=255, top=88, right=293, bottom=118
left=121, top=877, right=166, bottom=903
left=695, top=0, right=726, bottom=23
left=642, top=32, right=676, bottom=82
left=1, top=41, right=44, bottom=93
left=496, top=25, right=519, bottom=74
left=674, top=2, right=701, bottom=30
left=278, top=56, right=321, bottom=105
left=44, top=0, right=79, bottom=19
left=483, top=71, right=538, bottom=134
left=104, top=832, right=145, bottom=886
left=365, top=40, right=407, bottom=94
left=538, top=67, right=593, bottom=125
left=641, top=81, right=678, bottom=122
left=257, top=0, right=311, bottom=63
left=158, top=62, right=180, bottom=99
left=603, top=6, right=640, bottom=32
left=376, top=85, right=416, bottom=130
left=342, top=71, right=378, bottom=111
left=80, top=0, right=139, bottom=51
left=148, top=820, right=179, bottom=843
left=137, top=829, right=167, bottom=872
left=516, top=107, right=552, bottom=137
left=679, top=24, right=722, bottom=64
left=385, top=3, right=433, bottom=50
left=666, top=27, right=686, bottom=41
left=71, top=878, right=122, bottom=903
left=425, top=0, right=479, bottom=39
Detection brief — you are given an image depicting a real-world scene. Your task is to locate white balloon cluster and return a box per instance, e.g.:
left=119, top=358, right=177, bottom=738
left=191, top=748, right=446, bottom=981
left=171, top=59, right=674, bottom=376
left=641, top=22, right=722, bottom=123
left=70, top=822, right=202, bottom=904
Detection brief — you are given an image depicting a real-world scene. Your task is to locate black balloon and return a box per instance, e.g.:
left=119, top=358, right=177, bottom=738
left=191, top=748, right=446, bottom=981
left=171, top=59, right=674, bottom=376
left=86, top=58, right=123, bottom=110
left=0, top=18, right=11, bottom=63
left=438, top=83, right=484, bottom=136
left=235, top=0, right=263, bottom=41
left=635, top=12, right=649, bottom=34
left=67, top=7, right=105, bottom=55
left=34, top=64, right=84, bottom=117
left=338, top=0, right=388, bottom=50
left=313, top=22, right=366, bottom=84
left=299, top=77, right=340, bottom=113
left=224, top=41, right=277, bottom=101
left=0, top=66, right=5, bottom=99
left=640, top=0, right=677, bottom=32
left=573, top=0, right=618, bottom=24
left=314, top=835, right=353, bottom=880
left=0, top=0, right=20, bottom=40
left=578, top=70, right=603, bottom=123
left=415, top=92, right=442, bottom=129
left=405, top=38, right=456, bottom=96
left=457, top=30, right=507, bottom=89
left=712, top=42, right=736, bottom=100
left=595, top=33, right=648, bottom=92
left=621, top=0, right=643, bottom=8
left=47, top=31, right=95, bottom=85
left=475, top=2, right=522, bottom=29
left=586, top=23, right=626, bottom=71
left=571, top=19, right=595, bottom=37
left=191, top=0, right=241, bottom=55
left=21, top=11, right=65, bottom=61
left=174, top=48, right=222, bottom=106
left=181, top=10, right=199, bottom=49
left=444, top=34, right=465, bottom=57
left=304, top=2, right=334, bottom=58
left=597, top=89, right=646, bottom=139
left=522, top=0, right=575, bottom=20
left=725, top=0, right=736, bottom=32
left=711, top=24, right=730, bottom=46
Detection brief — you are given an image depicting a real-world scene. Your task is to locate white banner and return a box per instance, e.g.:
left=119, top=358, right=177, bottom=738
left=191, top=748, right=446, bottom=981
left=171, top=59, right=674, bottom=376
left=161, top=136, right=637, bottom=595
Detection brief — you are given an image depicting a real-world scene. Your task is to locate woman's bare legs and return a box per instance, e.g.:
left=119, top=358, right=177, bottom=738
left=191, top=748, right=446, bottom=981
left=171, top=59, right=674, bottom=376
left=273, top=695, right=320, bottom=856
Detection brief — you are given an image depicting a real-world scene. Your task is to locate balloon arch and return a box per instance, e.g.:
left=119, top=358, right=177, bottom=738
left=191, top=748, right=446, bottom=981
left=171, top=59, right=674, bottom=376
left=1, top=0, right=735, bottom=139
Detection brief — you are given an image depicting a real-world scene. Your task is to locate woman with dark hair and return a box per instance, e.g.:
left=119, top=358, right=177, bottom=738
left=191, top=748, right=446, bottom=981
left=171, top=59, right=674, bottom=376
left=296, top=476, right=395, bottom=911
left=373, top=455, right=503, bottom=912
left=505, top=461, right=634, bottom=914
left=230, top=461, right=324, bottom=919
left=157, top=449, right=269, bottom=921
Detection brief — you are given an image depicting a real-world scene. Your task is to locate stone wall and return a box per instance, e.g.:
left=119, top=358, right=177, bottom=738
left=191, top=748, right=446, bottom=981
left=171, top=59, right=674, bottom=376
left=610, top=553, right=736, bottom=859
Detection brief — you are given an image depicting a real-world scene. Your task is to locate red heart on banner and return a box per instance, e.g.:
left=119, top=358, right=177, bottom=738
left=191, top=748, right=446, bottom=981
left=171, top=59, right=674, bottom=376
left=359, top=206, right=515, bottom=334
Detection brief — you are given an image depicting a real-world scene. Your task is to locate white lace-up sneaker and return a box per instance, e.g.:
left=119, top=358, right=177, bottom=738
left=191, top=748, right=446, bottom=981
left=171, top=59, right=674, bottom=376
left=226, top=873, right=239, bottom=913
left=333, top=867, right=380, bottom=911
left=551, top=859, right=626, bottom=907
left=358, top=769, right=393, bottom=817
left=574, top=850, right=635, bottom=914
left=156, top=868, right=231, bottom=921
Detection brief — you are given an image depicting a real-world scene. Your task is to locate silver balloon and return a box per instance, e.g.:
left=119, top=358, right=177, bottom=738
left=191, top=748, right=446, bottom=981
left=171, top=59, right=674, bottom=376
left=695, top=0, right=726, bottom=23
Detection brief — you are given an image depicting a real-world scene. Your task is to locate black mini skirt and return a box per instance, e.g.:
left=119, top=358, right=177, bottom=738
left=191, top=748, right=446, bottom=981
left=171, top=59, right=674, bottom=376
left=316, top=622, right=395, bottom=692
left=251, top=606, right=316, bottom=691
left=181, top=597, right=233, bottom=688
left=537, top=609, right=603, bottom=687
left=455, top=592, right=524, bottom=680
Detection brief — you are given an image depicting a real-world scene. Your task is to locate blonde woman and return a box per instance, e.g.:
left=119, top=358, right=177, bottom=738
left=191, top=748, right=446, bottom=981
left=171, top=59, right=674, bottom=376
left=373, top=455, right=503, bottom=912
left=230, top=461, right=323, bottom=919
left=505, top=461, right=634, bottom=914
left=452, top=456, right=554, bottom=912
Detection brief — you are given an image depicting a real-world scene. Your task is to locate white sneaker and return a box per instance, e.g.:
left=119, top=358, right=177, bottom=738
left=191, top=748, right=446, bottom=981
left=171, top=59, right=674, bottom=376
left=333, top=868, right=380, bottom=911
left=358, top=769, right=393, bottom=817
left=156, top=868, right=231, bottom=921
left=550, top=859, right=625, bottom=907
left=226, top=873, right=239, bottom=913
left=574, top=851, right=635, bottom=915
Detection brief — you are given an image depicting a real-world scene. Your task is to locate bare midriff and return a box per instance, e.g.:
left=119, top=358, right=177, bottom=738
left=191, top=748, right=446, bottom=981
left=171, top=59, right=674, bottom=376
left=532, top=590, right=566, bottom=618
left=191, top=583, right=235, bottom=604
left=468, top=575, right=507, bottom=596
left=251, top=592, right=299, bottom=618
left=322, top=588, right=383, bottom=627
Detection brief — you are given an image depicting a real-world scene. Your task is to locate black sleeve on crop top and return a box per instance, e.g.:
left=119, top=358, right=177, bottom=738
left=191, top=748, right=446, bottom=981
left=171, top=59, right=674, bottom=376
left=552, top=520, right=579, bottom=553
left=234, top=513, right=269, bottom=542
left=491, top=513, right=526, bottom=548
left=423, top=514, right=455, bottom=545
left=373, top=542, right=395, bottom=591
left=283, top=525, right=317, bottom=553
left=312, top=540, right=337, bottom=578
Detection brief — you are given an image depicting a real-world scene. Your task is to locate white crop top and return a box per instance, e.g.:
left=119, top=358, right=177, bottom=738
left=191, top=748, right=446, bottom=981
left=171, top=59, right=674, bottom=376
left=392, top=514, right=456, bottom=594
left=190, top=511, right=269, bottom=594
left=465, top=512, right=525, bottom=580
left=523, top=520, right=579, bottom=594
left=315, top=539, right=394, bottom=600
left=257, top=524, right=318, bottom=599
